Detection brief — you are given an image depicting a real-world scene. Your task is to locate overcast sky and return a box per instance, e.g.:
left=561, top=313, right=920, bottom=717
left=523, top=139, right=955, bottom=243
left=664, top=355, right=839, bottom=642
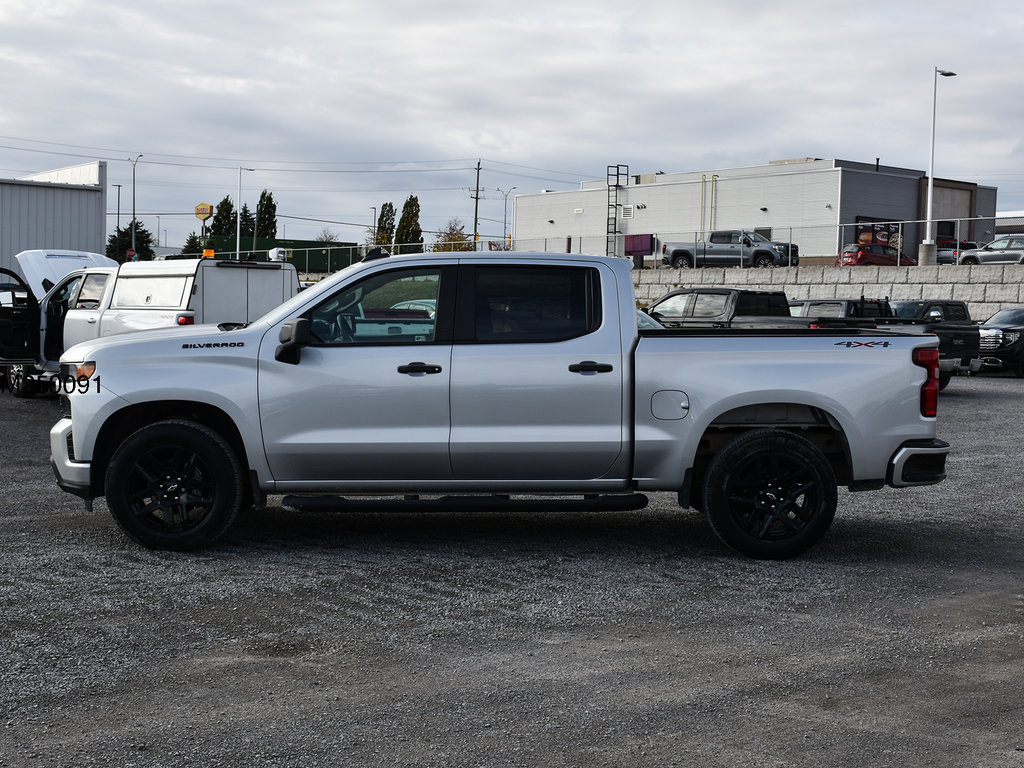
left=1, top=0, right=1020, bottom=250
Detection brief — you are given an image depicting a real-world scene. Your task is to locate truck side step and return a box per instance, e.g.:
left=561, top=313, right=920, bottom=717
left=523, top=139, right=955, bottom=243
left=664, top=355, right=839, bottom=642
left=281, top=493, right=649, bottom=514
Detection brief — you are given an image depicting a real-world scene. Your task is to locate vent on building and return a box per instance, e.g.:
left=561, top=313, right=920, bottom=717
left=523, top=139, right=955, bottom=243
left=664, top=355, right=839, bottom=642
left=574, top=208, right=584, bottom=214
left=622, top=204, right=634, bottom=219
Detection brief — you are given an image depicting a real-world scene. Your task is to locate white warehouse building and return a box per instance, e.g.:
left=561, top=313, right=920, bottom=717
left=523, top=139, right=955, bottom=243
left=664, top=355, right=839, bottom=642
left=512, top=157, right=998, bottom=263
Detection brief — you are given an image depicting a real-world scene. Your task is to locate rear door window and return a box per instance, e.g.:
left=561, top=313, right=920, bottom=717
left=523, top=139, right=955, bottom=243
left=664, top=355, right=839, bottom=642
left=469, top=266, right=599, bottom=342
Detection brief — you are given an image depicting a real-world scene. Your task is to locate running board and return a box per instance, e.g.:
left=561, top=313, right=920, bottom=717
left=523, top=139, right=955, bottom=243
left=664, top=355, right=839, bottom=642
left=281, top=493, right=649, bottom=514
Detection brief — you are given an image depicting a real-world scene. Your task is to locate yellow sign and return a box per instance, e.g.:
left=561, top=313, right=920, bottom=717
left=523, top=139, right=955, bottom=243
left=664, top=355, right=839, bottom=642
left=194, top=203, right=214, bottom=221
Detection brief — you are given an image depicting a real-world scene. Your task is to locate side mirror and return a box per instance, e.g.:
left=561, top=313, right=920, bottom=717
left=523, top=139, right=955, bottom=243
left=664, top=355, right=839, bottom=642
left=927, top=309, right=942, bottom=320
left=742, top=237, right=751, bottom=247
left=275, top=318, right=311, bottom=365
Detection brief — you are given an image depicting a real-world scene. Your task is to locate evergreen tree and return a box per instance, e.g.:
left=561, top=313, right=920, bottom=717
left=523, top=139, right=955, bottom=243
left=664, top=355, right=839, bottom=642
left=430, top=219, right=475, bottom=252
left=239, top=204, right=256, bottom=238
left=182, top=232, right=204, bottom=255
left=256, top=190, right=278, bottom=238
left=209, top=195, right=235, bottom=237
left=105, top=221, right=156, bottom=262
left=394, top=195, right=423, bottom=255
left=375, top=202, right=396, bottom=246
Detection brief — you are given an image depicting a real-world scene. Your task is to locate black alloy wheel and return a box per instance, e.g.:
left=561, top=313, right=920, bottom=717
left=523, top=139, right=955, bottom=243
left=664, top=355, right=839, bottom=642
left=702, top=429, right=837, bottom=559
left=104, top=420, right=244, bottom=551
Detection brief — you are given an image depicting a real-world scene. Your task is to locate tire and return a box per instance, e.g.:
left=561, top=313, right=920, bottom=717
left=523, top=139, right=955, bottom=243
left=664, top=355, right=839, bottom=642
left=938, top=374, right=951, bottom=391
left=104, top=420, right=244, bottom=551
left=702, top=429, right=837, bottom=559
left=6, top=365, right=35, bottom=398
left=960, top=257, right=979, bottom=265
left=672, top=254, right=692, bottom=269
left=753, top=254, right=775, bottom=268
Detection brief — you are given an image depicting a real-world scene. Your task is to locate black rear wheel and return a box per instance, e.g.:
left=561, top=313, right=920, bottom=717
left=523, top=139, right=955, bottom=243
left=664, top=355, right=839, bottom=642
left=105, top=420, right=244, bottom=551
left=672, top=254, right=692, bottom=269
left=702, top=429, right=837, bottom=559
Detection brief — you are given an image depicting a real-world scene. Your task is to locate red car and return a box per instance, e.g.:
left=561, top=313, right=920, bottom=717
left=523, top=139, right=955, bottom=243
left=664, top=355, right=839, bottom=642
left=835, top=243, right=917, bottom=267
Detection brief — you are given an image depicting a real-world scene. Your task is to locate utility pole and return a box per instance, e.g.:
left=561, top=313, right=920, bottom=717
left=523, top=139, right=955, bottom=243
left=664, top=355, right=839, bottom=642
left=472, top=159, right=481, bottom=250
left=113, top=184, right=122, bottom=229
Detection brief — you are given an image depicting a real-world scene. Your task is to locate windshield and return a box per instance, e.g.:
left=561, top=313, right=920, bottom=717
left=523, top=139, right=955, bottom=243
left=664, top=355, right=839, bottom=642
left=746, top=232, right=771, bottom=243
left=986, top=308, right=1024, bottom=325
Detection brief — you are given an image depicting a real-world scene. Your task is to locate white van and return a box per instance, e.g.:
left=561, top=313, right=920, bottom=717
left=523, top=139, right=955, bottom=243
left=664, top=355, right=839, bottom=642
left=1, top=255, right=299, bottom=396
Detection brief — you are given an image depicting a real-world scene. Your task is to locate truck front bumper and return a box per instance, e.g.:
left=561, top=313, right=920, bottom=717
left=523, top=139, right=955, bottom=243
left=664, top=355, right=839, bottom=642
left=888, top=438, right=949, bottom=487
left=50, top=417, right=93, bottom=502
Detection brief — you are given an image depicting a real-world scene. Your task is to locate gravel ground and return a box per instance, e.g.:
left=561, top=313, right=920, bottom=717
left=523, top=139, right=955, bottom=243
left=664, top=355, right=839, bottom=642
left=1, top=376, right=1022, bottom=768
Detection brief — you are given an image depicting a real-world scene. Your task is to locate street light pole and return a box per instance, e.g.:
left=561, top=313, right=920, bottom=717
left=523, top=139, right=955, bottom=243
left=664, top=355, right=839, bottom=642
left=498, top=186, right=516, bottom=246
left=237, top=166, right=254, bottom=259
left=129, top=155, right=142, bottom=259
left=921, top=67, right=957, bottom=265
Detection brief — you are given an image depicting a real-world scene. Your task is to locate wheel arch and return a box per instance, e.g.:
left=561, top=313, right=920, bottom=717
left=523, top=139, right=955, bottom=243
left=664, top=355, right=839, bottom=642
left=683, top=401, right=852, bottom=508
left=90, top=401, right=249, bottom=496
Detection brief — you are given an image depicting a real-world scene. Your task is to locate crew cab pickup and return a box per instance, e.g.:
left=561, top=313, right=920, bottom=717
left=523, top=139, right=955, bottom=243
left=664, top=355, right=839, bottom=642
left=646, top=287, right=813, bottom=329
left=50, top=252, right=948, bottom=559
left=660, top=231, right=799, bottom=269
left=0, top=256, right=299, bottom=395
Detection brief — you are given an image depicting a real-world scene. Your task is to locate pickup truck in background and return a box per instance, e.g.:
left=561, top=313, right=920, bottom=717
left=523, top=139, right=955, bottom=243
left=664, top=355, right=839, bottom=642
left=646, top=287, right=814, bottom=329
left=789, top=296, right=982, bottom=389
left=660, top=230, right=799, bottom=269
left=51, top=252, right=947, bottom=560
left=0, top=250, right=117, bottom=396
left=0, top=256, right=299, bottom=396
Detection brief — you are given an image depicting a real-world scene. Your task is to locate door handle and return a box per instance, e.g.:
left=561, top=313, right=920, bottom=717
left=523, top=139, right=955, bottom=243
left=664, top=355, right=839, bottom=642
left=397, top=362, right=443, bottom=375
left=86, top=318, right=97, bottom=324
left=569, top=361, right=613, bottom=373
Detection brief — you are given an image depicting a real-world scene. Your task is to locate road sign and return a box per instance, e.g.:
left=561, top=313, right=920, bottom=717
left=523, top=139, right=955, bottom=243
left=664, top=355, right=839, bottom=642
left=126, top=248, right=136, bottom=260
left=194, top=203, right=214, bottom=221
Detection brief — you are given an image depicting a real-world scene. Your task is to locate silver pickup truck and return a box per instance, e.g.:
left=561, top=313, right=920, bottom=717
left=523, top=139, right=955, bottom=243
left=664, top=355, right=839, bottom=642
left=50, top=252, right=947, bottom=559
left=660, top=230, right=799, bottom=268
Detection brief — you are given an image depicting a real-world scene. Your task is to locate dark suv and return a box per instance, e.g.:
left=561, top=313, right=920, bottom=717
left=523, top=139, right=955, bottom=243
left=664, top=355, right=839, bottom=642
left=978, top=307, right=1024, bottom=376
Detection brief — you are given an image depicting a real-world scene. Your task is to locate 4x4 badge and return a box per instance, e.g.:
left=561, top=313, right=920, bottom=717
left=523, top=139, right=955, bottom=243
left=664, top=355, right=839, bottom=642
left=834, top=340, right=892, bottom=348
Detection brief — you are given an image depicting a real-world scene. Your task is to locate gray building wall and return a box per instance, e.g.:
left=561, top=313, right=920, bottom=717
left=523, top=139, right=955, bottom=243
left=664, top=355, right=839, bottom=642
left=0, top=162, right=107, bottom=272
left=513, top=158, right=995, bottom=260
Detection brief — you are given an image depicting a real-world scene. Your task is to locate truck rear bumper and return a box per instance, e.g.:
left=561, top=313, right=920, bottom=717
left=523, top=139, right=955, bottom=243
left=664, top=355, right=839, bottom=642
left=887, top=438, right=949, bottom=487
left=939, top=357, right=983, bottom=374
left=49, top=418, right=93, bottom=501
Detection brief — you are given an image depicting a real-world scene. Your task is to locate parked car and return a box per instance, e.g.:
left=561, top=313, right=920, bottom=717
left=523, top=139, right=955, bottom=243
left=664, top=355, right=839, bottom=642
left=957, top=235, right=1024, bottom=265
left=978, top=307, right=1024, bottom=376
left=836, top=244, right=917, bottom=267
left=936, top=241, right=979, bottom=265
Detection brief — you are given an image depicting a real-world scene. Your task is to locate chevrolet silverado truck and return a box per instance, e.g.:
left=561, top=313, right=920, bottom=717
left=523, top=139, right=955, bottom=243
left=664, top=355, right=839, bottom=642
left=660, top=231, right=799, bottom=269
left=49, top=252, right=947, bottom=559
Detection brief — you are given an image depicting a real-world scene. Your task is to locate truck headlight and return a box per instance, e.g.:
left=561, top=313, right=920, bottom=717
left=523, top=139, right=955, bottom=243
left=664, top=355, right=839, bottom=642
left=1003, top=331, right=1020, bottom=346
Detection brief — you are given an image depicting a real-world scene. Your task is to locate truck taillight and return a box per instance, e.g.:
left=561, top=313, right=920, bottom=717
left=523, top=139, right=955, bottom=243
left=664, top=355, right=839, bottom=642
left=662, top=244, right=667, bottom=254
left=913, top=347, right=939, bottom=417
left=176, top=315, right=194, bottom=326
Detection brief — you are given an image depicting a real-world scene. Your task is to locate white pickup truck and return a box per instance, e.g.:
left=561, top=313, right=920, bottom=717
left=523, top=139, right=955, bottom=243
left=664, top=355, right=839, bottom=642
left=49, top=252, right=949, bottom=559
left=1, top=255, right=299, bottom=395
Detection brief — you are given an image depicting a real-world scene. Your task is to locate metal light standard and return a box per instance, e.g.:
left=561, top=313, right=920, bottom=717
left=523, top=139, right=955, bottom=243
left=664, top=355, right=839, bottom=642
left=129, top=155, right=142, bottom=259
left=113, top=183, right=122, bottom=229
left=237, top=166, right=254, bottom=258
left=921, top=67, right=957, bottom=266
left=498, top=186, right=516, bottom=246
